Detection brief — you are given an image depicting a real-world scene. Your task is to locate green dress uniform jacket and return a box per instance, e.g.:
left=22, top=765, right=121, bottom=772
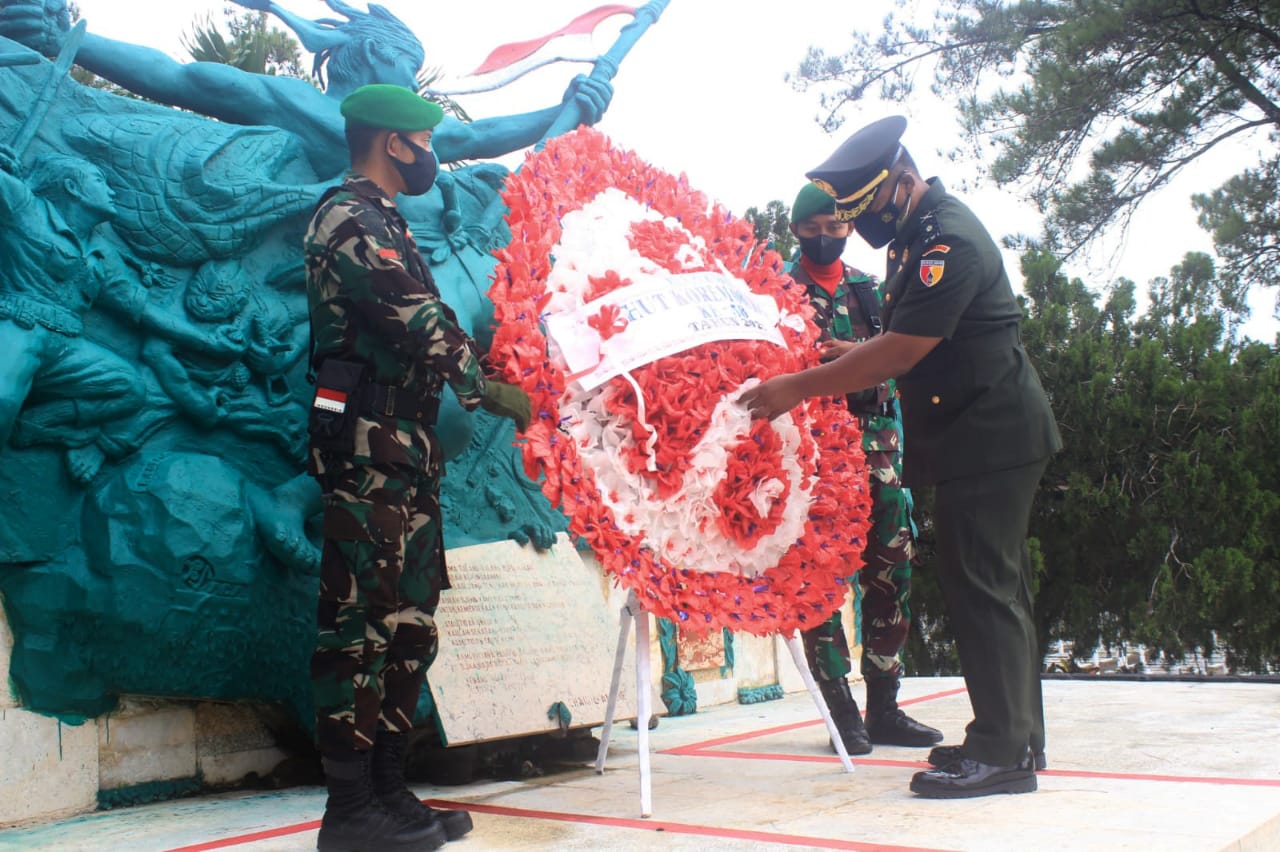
left=880, top=178, right=1061, bottom=768
left=881, top=179, right=1061, bottom=486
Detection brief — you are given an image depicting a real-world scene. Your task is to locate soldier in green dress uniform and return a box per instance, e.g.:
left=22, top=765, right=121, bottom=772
left=787, top=183, right=941, bottom=756
left=303, top=84, right=531, bottom=849
left=744, top=116, right=1061, bottom=799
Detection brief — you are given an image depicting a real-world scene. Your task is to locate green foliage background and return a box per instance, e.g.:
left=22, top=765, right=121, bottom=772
left=777, top=0, right=1280, bottom=674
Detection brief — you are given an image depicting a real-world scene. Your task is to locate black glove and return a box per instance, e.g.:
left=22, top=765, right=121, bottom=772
left=480, top=380, right=532, bottom=432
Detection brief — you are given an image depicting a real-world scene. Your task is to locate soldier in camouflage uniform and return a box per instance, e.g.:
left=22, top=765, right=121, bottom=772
left=789, top=183, right=942, bottom=755
left=303, top=84, right=531, bottom=851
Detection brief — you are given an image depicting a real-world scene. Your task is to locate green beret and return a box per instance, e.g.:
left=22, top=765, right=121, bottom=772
left=806, top=115, right=907, bottom=219
left=339, top=84, right=444, bottom=132
left=792, top=182, right=836, bottom=223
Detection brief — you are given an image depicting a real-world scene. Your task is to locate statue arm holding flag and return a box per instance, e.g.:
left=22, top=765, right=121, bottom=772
left=0, top=0, right=624, bottom=172
left=432, top=74, right=613, bottom=163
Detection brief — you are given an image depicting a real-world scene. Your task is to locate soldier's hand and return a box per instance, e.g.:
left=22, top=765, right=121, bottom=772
left=480, top=380, right=532, bottom=432
left=741, top=374, right=805, bottom=422
left=0, top=0, right=71, bottom=57
left=820, top=339, right=857, bottom=362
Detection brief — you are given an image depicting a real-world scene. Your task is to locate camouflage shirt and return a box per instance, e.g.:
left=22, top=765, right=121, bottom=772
left=304, top=173, right=486, bottom=472
left=787, top=259, right=899, bottom=453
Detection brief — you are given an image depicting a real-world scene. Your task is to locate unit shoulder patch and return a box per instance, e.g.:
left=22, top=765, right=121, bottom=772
left=919, top=258, right=945, bottom=287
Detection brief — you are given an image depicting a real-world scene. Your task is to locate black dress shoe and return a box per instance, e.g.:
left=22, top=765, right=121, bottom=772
left=909, top=755, right=1037, bottom=798
left=928, top=744, right=1047, bottom=771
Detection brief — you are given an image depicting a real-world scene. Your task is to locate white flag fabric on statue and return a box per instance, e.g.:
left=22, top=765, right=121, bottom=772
left=424, top=6, right=636, bottom=95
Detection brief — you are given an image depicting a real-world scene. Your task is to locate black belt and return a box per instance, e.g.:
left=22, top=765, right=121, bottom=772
left=364, top=384, right=439, bottom=426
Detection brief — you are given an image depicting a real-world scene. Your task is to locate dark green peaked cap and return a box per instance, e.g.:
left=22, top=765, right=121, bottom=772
left=339, top=84, right=444, bottom=132
left=806, top=115, right=907, bottom=219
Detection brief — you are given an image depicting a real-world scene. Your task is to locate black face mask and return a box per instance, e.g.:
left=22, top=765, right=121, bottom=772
left=853, top=176, right=910, bottom=249
left=798, top=234, right=847, bottom=266
left=391, top=134, right=438, bottom=195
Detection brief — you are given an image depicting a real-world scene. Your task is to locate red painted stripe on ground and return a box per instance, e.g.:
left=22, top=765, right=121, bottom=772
left=671, top=748, right=929, bottom=768
left=897, top=686, right=968, bottom=707
left=164, top=819, right=320, bottom=852
left=661, top=686, right=968, bottom=754
left=162, top=799, right=956, bottom=852
left=660, top=717, right=826, bottom=752
left=425, top=799, right=955, bottom=852
left=1042, top=769, right=1280, bottom=787
left=666, top=748, right=1280, bottom=788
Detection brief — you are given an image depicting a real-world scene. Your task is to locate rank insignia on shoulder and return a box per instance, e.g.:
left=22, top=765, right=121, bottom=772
left=313, top=387, right=348, bottom=414
left=920, top=258, right=945, bottom=287
left=376, top=247, right=399, bottom=261
left=923, top=244, right=951, bottom=257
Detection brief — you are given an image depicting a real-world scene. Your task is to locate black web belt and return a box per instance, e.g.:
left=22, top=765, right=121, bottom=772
left=365, top=384, right=440, bottom=426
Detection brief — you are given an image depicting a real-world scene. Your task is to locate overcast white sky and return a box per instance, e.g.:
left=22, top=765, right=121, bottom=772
left=67, top=0, right=1279, bottom=340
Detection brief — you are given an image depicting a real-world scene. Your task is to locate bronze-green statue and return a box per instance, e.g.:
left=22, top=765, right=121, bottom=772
left=0, top=0, right=661, bottom=730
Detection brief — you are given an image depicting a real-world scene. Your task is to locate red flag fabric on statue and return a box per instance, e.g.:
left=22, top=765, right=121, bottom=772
left=469, top=5, right=636, bottom=76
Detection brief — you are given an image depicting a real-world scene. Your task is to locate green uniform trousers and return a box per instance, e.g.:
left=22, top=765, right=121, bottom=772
left=932, top=458, right=1048, bottom=766
left=310, top=460, right=445, bottom=757
left=802, top=448, right=914, bottom=683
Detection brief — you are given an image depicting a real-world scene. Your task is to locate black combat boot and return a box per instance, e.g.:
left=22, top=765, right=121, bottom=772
left=318, top=752, right=447, bottom=852
left=818, top=677, right=872, bottom=755
left=863, top=677, right=944, bottom=747
left=372, top=731, right=474, bottom=841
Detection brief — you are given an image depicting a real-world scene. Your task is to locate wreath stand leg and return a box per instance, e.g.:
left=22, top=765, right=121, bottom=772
left=785, top=632, right=856, bottom=773
left=594, top=589, right=655, bottom=817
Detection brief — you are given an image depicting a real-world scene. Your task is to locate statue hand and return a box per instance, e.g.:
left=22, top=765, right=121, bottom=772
left=562, top=74, right=614, bottom=126
left=442, top=208, right=461, bottom=233
left=0, top=0, right=71, bottom=56
left=205, top=324, right=245, bottom=357
left=0, top=143, right=22, bottom=177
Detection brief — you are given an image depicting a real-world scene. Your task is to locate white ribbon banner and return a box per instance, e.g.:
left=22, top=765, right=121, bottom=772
left=545, top=270, right=790, bottom=391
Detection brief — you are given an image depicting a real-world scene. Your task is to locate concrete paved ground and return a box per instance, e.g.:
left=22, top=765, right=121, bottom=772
left=3, top=677, right=1278, bottom=851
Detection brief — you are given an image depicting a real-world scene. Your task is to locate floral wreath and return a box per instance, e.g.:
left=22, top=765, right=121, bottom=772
left=487, top=127, right=872, bottom=638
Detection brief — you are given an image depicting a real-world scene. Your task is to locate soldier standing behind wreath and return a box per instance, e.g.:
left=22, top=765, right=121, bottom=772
left=787, top=182, right=942, bottom=756
left=303, top=84, right=531, bottom=851
left=745, top=116, right=1061, bottom=799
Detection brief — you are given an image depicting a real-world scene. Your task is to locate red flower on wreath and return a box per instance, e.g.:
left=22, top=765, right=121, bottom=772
left=487, top=127, right=873, bottom=637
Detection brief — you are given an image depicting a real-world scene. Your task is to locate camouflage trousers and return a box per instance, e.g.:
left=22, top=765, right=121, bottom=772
left=310, top=460, right=446, bottom=757
left=803, top=448, right=914, bottom=683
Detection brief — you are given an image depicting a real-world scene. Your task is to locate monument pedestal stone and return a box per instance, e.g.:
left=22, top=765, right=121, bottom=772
left=428, top=534, right=639, bottom=744
left=0, top=600, right=99, bottom=825
left=0, top=552, right=857, bottom=827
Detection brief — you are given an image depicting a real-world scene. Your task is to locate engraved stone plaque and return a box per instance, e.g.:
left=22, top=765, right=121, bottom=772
left=428, top=534, right=637, bottom=744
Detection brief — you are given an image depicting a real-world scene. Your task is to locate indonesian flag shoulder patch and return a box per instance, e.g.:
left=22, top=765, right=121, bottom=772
left=919, top=258, right=945, bottom=287
left=313, top=386, right=348, bottom=414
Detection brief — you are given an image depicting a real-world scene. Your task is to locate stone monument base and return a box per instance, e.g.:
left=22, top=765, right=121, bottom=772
left=0, top=549, right=859, bottom=827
